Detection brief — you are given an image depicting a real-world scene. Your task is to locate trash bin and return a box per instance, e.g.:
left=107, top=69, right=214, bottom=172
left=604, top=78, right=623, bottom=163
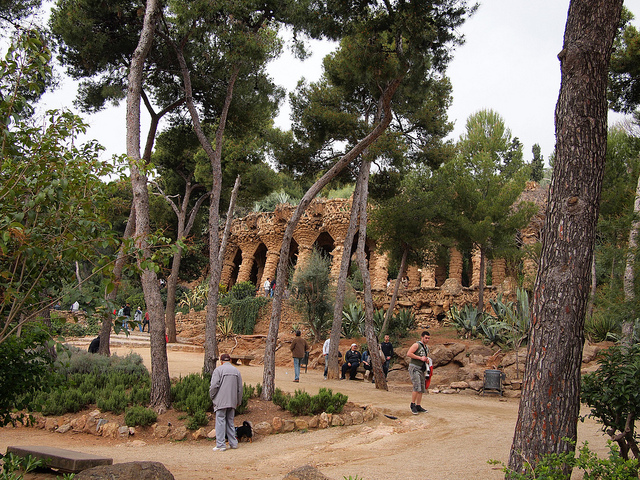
left=483, top=369, right=505, bottom=396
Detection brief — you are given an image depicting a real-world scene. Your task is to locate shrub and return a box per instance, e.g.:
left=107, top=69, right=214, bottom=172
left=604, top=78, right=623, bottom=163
left=342, top=303, right=365, bottom=338
left=309, top=388, right=348, bottom=414
left=96, top=385, right=128, bottom=414
left=494, top=440, right=638, bottom=479
left=272, top=388, right=290, bottom=410
left=171, top=373, right=212, bottom=414
left=272, top=388, right=348, bottom=416
left=124, top=406, right=157, bottom=427
left=186, top=410, right=208, bottom=430
left=582, top=344, right=640, bottom=463
left=287, top=390, right=312, bottom=416
left=389, top=309, right=416, bottom=337
left=584, top=314, right=619, bottom=343
left=236, top=384, right=256, bottom=415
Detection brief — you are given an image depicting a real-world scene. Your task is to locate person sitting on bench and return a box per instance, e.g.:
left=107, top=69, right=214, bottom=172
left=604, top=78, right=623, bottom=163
left=362, top=348, right=374, bottom=383
left=341, top=343, right=361, bottom=380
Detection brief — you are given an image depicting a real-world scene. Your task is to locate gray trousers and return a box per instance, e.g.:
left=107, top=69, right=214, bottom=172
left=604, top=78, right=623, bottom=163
left=215, top=408, right=237, bottom=448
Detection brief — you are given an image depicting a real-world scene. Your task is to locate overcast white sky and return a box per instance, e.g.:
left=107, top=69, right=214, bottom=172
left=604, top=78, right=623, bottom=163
left=42, top=0, right=640, bottom=165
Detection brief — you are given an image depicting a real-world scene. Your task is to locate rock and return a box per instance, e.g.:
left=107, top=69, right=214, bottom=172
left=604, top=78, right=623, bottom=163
left=56, top=423, right=72, bottom=434
left=430, top=346, right=455, bottom=367
left=83, top=416, right=101, bottom=436
left=467, top=380, right=484, bottom=391
left=206, top=428, right=216, bottom=439
left=129, top=427, right=136, bottom=436
left=319, top=412, right=331, bottom=426
left=89, top=409, right=101, bottom=417
left=192, top=428, right=208, bottom=440
left=331, top=415, right=344, bottom=427
left=350, top=411, right=364, bottom=425
left=272, top=417, right=283, bottom=433
left=118, top=426, right=130, bottom=437
left=74, top=415, right=87, bottom=432
left=253, top=422, right=273, bottom=435
left=294, top=419, right=309, bottom=431
left=170, top=426, right=188, bottom=441
left=441, top=389, right=458, bottom=394
left=102, top=423, right=119, bottom=438
left=74, top=461, right=174, bottom=480
left=342, top=414, right=353, bottom=426
left=308, top=416, right=319, bottom=429
left=503, top=390, right=521, bottom=399
left=153, top=425, right=170, bottom=438
left=45, top=418, right=58, bottom=431
left=582, top=343, right=600, bottom=363
left=282, top=419, right=295, bottom=432
left=450, top=381, right=469, bottom=389
left=363, top=405, right=375, bottom=422
left=282, top=465, right=332, bottom=480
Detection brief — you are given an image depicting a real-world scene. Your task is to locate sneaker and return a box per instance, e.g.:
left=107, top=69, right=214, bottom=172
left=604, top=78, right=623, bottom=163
left=212, top=446, right=226, bottom=452
left=323, top=376, right=327, bottom=380
left=293, top=379, right=299, bottom=382
left=416, top=405, right=428, bottom=413
left=410, top=404, right=418, bottom=415
left=229, top=445, right=238, bottom=449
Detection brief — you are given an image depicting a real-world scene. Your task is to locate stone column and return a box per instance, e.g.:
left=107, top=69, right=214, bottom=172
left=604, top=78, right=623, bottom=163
left=292, top=227, right=319, bottom=281
left=448, top=247, right=463, bottom=283
left=220, top=247, right=238, bottom=287
left=471, top=247, right=482, bottom=288
left=492, top=258, right=506, bottom=287
left=420, top=263, right=436, bottom=288
left=369, top=250, right=389, bottom=291
left=406, top=264, right=420, bottom=288
left=330, top=244, right=346, bottom=281
left=237, top=248, right=256, bottom=284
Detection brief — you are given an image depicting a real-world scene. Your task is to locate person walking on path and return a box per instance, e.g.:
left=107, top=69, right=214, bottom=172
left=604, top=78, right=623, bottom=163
left=380, top=334, right=394, bottom=377
left=322, top=337, right=330, bottom=379
left=209, top=353, right=243, bottom=452
left=406, top=331, right=431, bottom=415
left=289, top=330, right=309, bottom=382
left=263, top=277, right=271, bottom=297
left=134, top=306, right=143, bottom=332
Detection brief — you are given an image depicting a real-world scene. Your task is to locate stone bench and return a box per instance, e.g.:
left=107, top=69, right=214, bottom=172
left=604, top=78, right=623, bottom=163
left=230, top=354, right=254, bottom=366
left=6, top=446, right=113, bottom=473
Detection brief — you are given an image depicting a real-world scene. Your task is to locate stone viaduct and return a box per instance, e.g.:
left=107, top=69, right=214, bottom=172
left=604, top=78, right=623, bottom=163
left=220, top=182, right=546, bottom=320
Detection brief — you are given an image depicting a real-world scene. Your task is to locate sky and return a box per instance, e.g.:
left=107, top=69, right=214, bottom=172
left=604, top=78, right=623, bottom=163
left=40, top=0, right=640, bottom=165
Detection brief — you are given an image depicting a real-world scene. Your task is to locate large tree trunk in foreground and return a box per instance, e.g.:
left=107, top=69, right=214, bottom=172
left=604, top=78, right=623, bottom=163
left=126, top=0, right=171, bottom=411
left=261, top=79, right=402, bottom=400
left=508, top=0, right=623, bottom=474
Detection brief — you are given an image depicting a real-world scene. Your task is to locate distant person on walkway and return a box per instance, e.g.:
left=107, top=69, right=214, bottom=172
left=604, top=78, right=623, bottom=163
left=270, top=278, right=276, bottom=297
left=118, top=305, right=128, bottom=332
left=209, top=353, right=243, bottom=452
left=134, top=306, right=143, bottom=331
left=341, top=343, right=362, bottom=380
left=142, top=311, right=150, bottom=332
left=123, top=303, right=131, bottom=318
left=323, top=337, right=330, bottom=379
left=407, top=330, right=431, bottom=415
left=289, top=330, right=309, bottom=382
left=263, top=278, right=270, bottom=297
left=380, top=334, right=394, bottom=377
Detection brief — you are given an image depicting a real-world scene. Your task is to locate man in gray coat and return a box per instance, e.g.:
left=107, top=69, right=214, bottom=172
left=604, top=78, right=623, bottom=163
left=209, top=353, right=243, bottom=452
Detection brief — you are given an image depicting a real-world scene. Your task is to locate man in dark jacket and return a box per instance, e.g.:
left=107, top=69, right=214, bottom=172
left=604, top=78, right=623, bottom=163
left=289, top=330, right=309, bottom=382
left=209, top=353, right=243, bottom=451
left=380, top=334, right=394, bottom=377
left=341, top=343, right=362, bottom=380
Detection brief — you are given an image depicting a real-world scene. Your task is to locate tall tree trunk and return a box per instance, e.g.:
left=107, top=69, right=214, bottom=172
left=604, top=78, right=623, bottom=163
left=159, top=176, right=209, bottom=344
left=327, top=168, right=366, bottom=380
left=622, top=172, right=640, bottom=345
left=126, top=0, right=171, bottom=412
left=99, top=204, right=136, bottom=356
left=508, top=0, right=623, bottom=474
left=172, top=40, right=240, bottom=374
left=381, top=245, right=408, bottom=337
left=261, top=78, right=402, bottom=400
left=586, top=252, right=596, bottom=321
left=354, top=159, right=387, bottom=390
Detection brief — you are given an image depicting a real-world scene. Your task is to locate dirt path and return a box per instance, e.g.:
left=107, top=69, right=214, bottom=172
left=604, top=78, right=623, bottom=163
left=1, top=346, right=609, bottom=480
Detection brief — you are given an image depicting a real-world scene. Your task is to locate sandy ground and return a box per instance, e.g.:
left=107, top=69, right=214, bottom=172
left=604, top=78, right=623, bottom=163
left=1, top=346, right=610, bottom=480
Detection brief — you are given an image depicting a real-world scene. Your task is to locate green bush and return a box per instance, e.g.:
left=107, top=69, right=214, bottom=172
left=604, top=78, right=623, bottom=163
left=389, top=308, right=416, bottom=337
left=236, top=384, right=255, bottom=415
left=171, top=373, right=212, bottom=414
left=96, top=385, right=128, bottom=414
left=584, top=314, right=619, bottom=343
left=124, top=406, right=157, bottom=427
left=494, top=440, right=638, bottom=479
left=186, top=410, right=208, bottom=430
left=272, top=387, right=348, bottom=416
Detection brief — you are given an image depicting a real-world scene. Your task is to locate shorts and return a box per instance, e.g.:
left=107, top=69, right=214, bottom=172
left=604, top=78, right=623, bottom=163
left=409, top=364, right=426, bottom=393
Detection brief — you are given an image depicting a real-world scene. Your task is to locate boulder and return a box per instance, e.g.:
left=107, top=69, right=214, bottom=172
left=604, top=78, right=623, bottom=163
left=282, top=420, right=295, bottom=432
left=294, top=419, right=309, bottom=431
left=282, top=465, right=332, bottom=480
left=192, top=428, right=208, bottom=440
left=74, top=461, right=174, bottom=480
left=56, top=423, right=72, bottom=434
left=331, top=415, right=344, bottom=427
left=350, top=411, right=364, bottom=425
left=363, top=405, right=375, bottom=422
left=272, top=417, right=283, bottom=433
left=118, top=426, right=130, bottom=437
left=153, top=425, right=170, bottom=438
left=442, top=278, right=463, bottom=296
left=253, top=422, right=273, bottom=435
left=170, top=426, right=188, bottom=441
left=45, top=418, right=58, bottom=432
left=582, top=343, right=600, bottom=363
left=101, top=423, right=119, bottom=438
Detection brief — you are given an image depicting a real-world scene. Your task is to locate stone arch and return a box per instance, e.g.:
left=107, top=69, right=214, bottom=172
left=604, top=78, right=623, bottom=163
left=314, top=232, right=335, bottom=257
left=227, top=248, right=242, bottom=289
left=251, top=243, right=268, bottom=287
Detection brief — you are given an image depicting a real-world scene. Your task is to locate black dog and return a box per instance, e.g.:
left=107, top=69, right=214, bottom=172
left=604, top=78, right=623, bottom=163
left=235, top=421, right=253, bottom=442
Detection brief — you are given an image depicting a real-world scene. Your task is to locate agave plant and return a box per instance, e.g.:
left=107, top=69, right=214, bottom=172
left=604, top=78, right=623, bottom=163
left=342, top=303, right=365, bottom=338
left=178, top=283, right=209, bottom=311
left=217, top=317, right=234, bottom=338
left=448, top=304, right=485, bottom=339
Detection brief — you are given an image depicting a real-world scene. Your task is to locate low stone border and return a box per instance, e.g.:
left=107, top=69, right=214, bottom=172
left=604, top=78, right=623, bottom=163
left=26, top=405, right=378, bottom=441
